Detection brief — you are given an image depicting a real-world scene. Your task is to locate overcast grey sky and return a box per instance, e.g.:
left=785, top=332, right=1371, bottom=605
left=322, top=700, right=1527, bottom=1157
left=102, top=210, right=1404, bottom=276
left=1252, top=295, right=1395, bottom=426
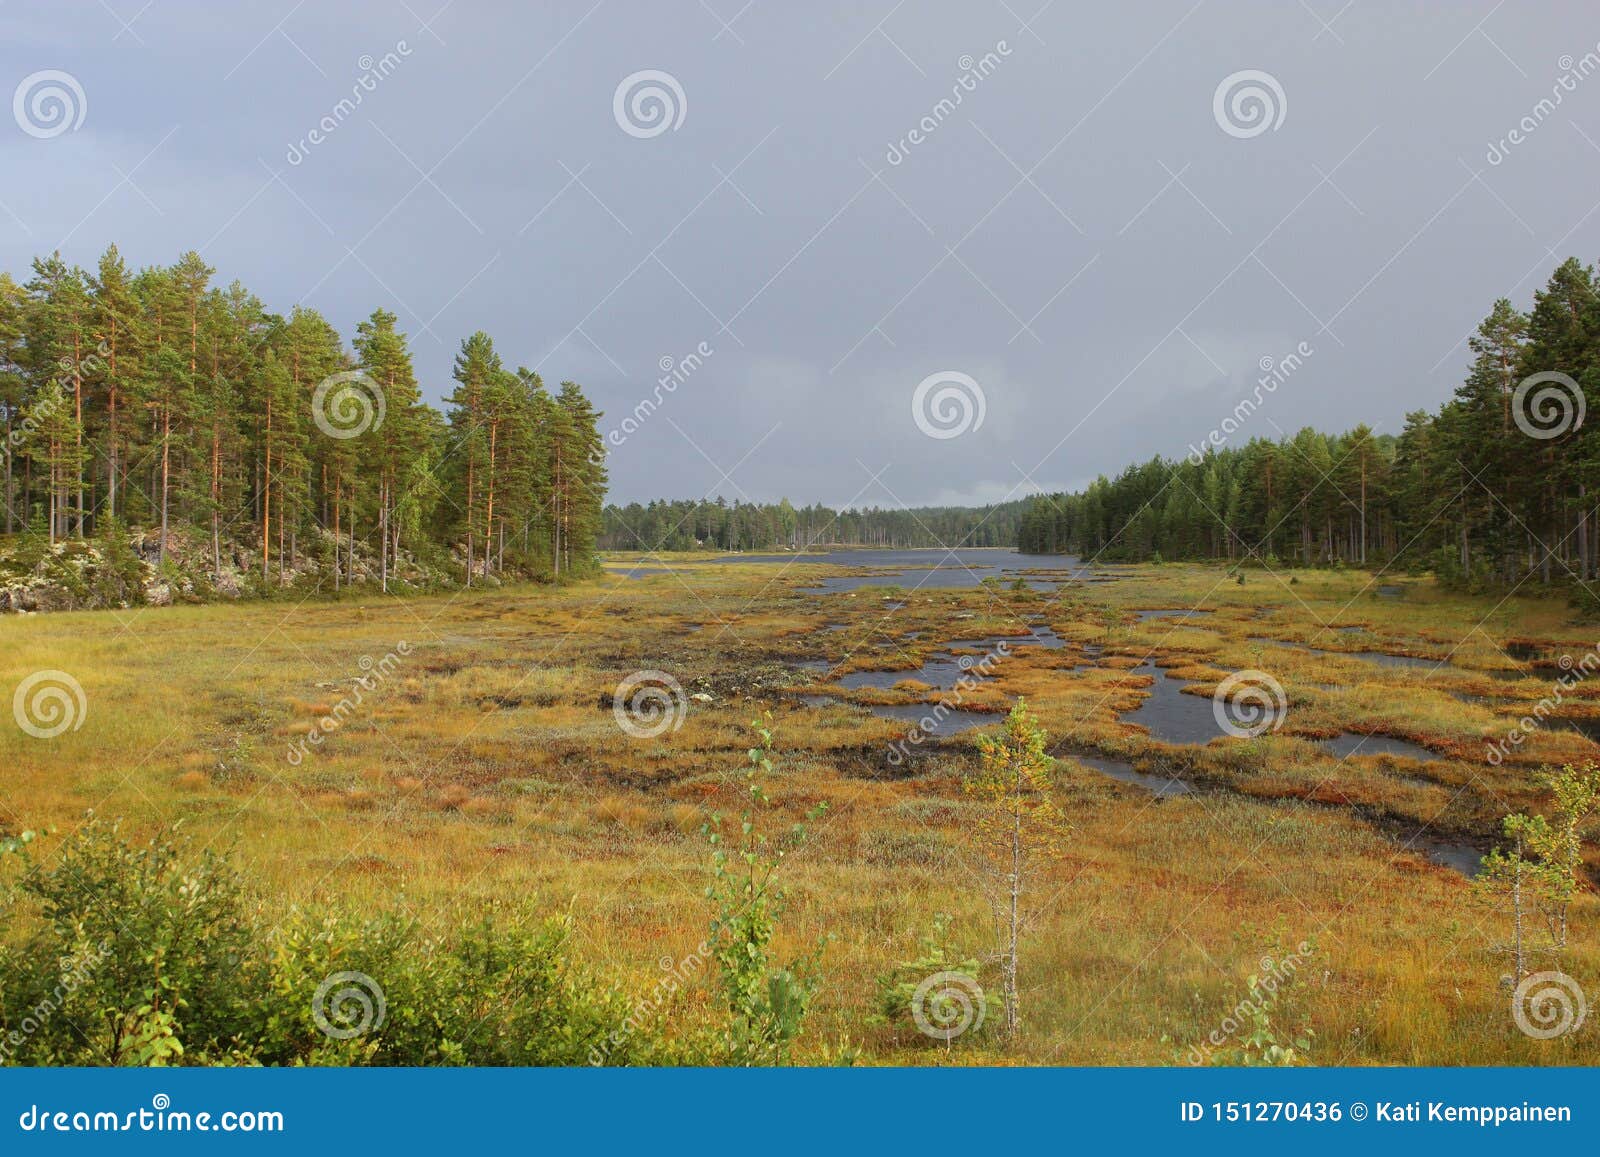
left=3, top=1, right=1598, bottom=506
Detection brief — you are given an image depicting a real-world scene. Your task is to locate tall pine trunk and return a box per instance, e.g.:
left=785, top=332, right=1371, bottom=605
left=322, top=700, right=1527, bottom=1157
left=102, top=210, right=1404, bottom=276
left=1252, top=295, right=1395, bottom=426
left=158, top=404, right=170, bottom=568
left=261, top=402, right=272, bottom=582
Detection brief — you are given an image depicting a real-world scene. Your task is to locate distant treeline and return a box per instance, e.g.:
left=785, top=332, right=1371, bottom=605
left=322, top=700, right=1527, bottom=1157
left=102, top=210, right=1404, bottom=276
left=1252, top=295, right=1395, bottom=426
left=1018, top=256, right=1600, bottom=589
left=601, top=498, right=1029, bottom=552
left=0, top=246, right=606, bottom=589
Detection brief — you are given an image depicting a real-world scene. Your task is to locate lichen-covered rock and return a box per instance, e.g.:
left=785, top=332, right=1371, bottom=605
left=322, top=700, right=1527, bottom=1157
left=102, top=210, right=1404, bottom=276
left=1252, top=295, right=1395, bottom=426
left=2, top=524, right=469, bottom=614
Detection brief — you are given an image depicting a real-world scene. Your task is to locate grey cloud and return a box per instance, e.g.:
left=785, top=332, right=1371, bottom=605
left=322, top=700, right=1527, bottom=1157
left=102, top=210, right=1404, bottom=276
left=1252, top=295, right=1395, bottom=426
left=3, top=0, right=1596, bottom=504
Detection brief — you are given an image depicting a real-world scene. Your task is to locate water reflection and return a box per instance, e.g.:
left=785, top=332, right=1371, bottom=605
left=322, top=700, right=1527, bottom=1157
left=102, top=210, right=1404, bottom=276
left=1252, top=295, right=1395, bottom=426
left=1324, top=732, right=1439, bottom=762
left=1068, top=751, right=1193, bottom=796
left=1118, top=661, right=1230, bottom=744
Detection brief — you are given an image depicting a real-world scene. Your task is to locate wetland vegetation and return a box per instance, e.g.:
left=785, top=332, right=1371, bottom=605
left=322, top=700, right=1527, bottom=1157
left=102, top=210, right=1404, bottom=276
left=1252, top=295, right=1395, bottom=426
left=5, top=546, right=1598, bottom=1064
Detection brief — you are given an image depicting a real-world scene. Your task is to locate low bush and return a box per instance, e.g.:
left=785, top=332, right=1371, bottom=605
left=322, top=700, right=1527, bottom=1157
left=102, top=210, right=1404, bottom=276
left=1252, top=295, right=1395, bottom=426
left=0, top=820, right=660, bottom=1066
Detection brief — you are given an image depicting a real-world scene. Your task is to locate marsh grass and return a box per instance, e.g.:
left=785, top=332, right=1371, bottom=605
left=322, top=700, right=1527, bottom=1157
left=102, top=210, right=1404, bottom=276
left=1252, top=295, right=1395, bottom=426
left=1, top=558, right=1597, bottom=1063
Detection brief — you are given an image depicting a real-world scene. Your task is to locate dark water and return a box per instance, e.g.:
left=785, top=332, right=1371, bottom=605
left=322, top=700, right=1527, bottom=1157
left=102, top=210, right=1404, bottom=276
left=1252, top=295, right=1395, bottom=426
left=839, top=657, right=983, bottom=690
left=1405, top=837, right=1483, bottom=877
left=869, top=702, right=1000, bottom=737
left=834, top=626, right=1062, bottom=689
left=1315, top=647, right=1442, bottom=670
left=705, top=548, right=1102, bottom=593
left=1479, top=667, right=1532, bottom=682
left=948, top=625, right=1067, bottom=650
left=1247, top=637, right=1452, bottom=673
left=1346, top=652, right=1444, bottom=670
left=603, top=564, right=677, bottom=579
left=1135, top=609, right=1213, bottom=622
left=1119, top=662, right=1231, bottom=744
left=1324, top=733, right=1439, bottom=762
left=1069, top=751, right=1193, bottom=796
left=1558, top=716, right=1600, bottom=744
left=794, top=691, right=1001, bottom=739
left=793, top=621, right=1074, bottom=735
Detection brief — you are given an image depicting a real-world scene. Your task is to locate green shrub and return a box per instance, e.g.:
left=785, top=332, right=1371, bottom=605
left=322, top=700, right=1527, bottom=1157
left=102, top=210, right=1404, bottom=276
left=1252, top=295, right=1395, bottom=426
left=0, top=820, right=663, bottom=1067
left=0, top=818, right=252, bottom=1065
left=702, top=717, right=827, bottom=1065
left=86, top=517, right=147, bottom=607
left=871, top=913, right=997, bottom=1046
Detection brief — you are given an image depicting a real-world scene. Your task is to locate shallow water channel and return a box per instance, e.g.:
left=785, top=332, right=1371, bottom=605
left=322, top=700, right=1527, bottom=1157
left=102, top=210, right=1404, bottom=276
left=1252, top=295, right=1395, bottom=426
left=780, top=554, right=1480, bottom=875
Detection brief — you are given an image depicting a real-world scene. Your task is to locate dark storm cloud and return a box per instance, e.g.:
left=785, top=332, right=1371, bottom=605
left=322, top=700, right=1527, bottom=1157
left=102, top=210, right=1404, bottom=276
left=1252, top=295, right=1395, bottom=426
left=4, top=0, right=1598, bottom=505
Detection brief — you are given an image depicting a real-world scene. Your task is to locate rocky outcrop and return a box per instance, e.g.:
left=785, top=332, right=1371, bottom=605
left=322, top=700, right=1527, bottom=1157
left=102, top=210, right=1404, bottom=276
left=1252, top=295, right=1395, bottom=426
left=0, top=526, right=461, bottom=614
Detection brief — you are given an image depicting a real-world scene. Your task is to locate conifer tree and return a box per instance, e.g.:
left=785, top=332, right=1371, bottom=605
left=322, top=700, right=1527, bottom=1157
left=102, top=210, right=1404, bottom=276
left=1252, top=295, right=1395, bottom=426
left=354, top=308, right=425, bottom=591
left=446, top=331, right=501, bottom=586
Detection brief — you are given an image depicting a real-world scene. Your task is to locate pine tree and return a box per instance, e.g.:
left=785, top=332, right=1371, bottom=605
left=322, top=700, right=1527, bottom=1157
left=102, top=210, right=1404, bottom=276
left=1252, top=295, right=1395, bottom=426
left=281, top=307, right=346, bottom=583
left=88, top=245, right=144, bottom=525
left=553, top=381, right=606, bottom=576
left=353, top=309, right=425, bottom=591
left=0, top=243, right=611, bottom=595
left=23, top=254, right=92, bottom=539
left=445, top=331, right=501, bottom=586
left=0, top=273, right=26, bottom=533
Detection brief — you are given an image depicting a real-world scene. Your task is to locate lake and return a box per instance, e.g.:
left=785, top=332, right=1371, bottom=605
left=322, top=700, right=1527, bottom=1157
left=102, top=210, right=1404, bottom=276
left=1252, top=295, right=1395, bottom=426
left=715, top=547, right=1112, bottom=592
